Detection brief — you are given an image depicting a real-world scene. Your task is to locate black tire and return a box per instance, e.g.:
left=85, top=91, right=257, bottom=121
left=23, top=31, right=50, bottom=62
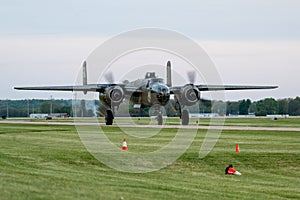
left=105, top=110, right=114, bottom=125
left=181, top=110, right=189, bottom=125
left=157, top=114, right=163, bottom=125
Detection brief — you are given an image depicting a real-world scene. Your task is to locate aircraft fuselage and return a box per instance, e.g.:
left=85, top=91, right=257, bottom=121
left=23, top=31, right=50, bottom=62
left=127, top=74, right=171, bottom=108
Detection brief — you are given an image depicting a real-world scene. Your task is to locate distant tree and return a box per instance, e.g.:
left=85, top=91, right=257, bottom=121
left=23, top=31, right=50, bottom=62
left=60, top=106, right=72, bottom=115
left=3, top=97, right=300, bottom=118
left=40, top=101, right=52, bottom=114
left=40, top=100, right=70, bottom=114
left=278, top=99, right=289, bottom=115
left=239, top=99, right=251, bottom=115
left=80, top=99, right=87, bottom=117
left=256, top=98, right=278, bottom=116
left=199, top=99, right=212, bottom=113
left=211, top=101, right=226, bottom=116
left=226, top=101, right=239, bottom=115
left=288, top=97, right=300, bottom=116
left=248, top=102, right=257, bottom=114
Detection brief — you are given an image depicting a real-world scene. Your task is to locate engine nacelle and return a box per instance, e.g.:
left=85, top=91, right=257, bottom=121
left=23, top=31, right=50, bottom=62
left=179, top=84, right=200, bottom=106
left=100, top=86, right=124, bottom=106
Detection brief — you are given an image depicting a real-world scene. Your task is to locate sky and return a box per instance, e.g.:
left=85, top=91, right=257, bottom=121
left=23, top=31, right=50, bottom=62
left=1, top=0, right=300, bottom=101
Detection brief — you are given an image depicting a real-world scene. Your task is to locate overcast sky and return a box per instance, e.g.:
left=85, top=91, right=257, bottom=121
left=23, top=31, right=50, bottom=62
left=1, top=0, right=299, bottom=101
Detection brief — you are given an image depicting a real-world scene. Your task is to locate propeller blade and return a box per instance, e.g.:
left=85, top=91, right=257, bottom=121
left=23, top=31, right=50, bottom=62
left=104, top=71, right=115, bottom=83
left=187, top=71, right=196, bottom=84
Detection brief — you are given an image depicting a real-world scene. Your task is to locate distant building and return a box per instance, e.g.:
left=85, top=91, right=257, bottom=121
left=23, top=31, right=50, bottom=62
left=30, top=114, right=48, bottom=119
left=49, top=113, right=69, bottom=118
left=267, top=114, right=289, bottom=119
left=30, top=113, right=69, bottom=119
left=189, top=113, right=220, bottom=118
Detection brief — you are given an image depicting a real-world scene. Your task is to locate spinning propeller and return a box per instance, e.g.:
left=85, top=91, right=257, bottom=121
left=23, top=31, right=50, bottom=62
left=104, top=71, right=115, bottom=84
left=187, top=71, right=196, bottom=84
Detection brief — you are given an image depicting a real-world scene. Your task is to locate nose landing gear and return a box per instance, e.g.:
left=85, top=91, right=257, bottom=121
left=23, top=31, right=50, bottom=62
left=157, top=114, right=163, bottom=125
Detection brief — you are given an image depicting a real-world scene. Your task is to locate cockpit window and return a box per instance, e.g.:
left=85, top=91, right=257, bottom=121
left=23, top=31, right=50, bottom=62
left=150, top=78, right=164, bottom=84
left=151, top=83, right=170, bottom=93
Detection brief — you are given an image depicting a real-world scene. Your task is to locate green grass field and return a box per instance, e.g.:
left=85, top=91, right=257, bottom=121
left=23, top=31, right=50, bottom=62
left=128, top=117, right=300, bottom=127
left=0, top=119, right=299, bottom=199
left=5, top=116, right=300, bottom=127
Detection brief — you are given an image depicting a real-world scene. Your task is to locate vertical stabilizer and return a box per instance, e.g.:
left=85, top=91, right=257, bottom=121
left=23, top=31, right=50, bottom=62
left=82, top=61, right=87, bottom=94
left=166, top=61, right=172, bottom=87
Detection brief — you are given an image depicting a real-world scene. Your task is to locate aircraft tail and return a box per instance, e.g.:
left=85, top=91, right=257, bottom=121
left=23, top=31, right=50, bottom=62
left=166, top=61, right=172, bottom=87
left=82, top=61, right=87, bottom=94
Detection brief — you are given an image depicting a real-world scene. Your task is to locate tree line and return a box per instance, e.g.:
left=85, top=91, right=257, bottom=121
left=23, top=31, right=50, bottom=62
left=226, top=97, right=300, bottom=116
left=0, top=99, right=95, bottom=118
left=1, top=97, right=300, bottom=118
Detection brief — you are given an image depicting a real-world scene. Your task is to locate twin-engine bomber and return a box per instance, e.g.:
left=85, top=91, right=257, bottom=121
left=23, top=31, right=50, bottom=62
left=15, top=61, right=278, bottom=125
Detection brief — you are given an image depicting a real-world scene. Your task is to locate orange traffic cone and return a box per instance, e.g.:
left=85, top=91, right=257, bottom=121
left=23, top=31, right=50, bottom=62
left=122, top=138, right=128, bottom=151
left=236, top=143, right=240, bottom=153
left=228, top=167, right=242, bottom=175
left=225, top=164, right=242, bottom=175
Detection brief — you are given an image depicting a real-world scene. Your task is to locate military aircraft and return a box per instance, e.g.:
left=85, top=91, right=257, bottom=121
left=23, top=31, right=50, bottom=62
left=15, top=61, right=277, bottom=125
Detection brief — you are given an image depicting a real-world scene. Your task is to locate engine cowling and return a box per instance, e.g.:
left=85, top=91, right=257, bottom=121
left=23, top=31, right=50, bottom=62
left=100, top=86, right=124, bottom=106
left=179, top=84, right=200, bottom=106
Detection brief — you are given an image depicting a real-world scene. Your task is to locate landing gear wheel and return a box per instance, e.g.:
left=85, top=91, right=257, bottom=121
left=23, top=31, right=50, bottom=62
left=105, top=110, right=114, bottom=125
left=181, top=110, right=189, bottom=125
left=157, top=114, right=163, bottom=125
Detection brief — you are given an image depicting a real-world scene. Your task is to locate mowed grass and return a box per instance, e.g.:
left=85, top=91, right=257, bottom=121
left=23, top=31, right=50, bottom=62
left=222, top=117, right=300, bottom=128
left=7, top=116, right=300, bottom=127
left=0, top=123, right=299, bottom=199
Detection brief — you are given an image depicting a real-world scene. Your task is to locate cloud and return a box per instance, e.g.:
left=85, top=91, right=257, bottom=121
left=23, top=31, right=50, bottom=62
left=1, top=36, right=299, bottom=100
left=0, top=0, right=300, bottom=39
left=200, top=40, right=300, bottom=100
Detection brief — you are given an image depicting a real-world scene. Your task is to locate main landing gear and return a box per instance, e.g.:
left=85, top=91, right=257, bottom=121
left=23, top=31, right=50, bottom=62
left=105, top=110, right=114, bottom=125
left=177, top=102, right=190, bottom=125
left=181, top=110, right=189, bottom=125
left=104, top=106, right=190, bottom=126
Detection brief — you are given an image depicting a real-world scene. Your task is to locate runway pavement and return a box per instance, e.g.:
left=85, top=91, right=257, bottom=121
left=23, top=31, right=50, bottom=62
left=1, top=120, right=300, bottom=132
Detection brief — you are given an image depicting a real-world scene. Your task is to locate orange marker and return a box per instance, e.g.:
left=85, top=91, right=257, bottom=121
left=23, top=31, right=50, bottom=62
left=236, top=143, right=240, bottom=153
left=122, top=138, right=128, bottom=151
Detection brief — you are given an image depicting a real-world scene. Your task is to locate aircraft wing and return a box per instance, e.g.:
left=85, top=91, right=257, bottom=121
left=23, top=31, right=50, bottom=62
left=15, top=84, right=116, bottom=93
left=195, top=85, right=278, bottom=91
left=170, top=84, right=278, bottom=93
left=14, top=84, right=143, bottom=94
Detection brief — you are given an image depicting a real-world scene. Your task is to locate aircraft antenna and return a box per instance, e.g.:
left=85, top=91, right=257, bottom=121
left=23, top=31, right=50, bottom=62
left=82, top=60, right=87, bottom=94
left=166, top=61, right=172, bottom=87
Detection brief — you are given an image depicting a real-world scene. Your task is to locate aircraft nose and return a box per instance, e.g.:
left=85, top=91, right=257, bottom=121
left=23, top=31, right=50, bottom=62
left=151, top=84, right=170, bottom=105
left=157, top=86, right=170, bottom=105
left=159, top=85, right=169, bottom=94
